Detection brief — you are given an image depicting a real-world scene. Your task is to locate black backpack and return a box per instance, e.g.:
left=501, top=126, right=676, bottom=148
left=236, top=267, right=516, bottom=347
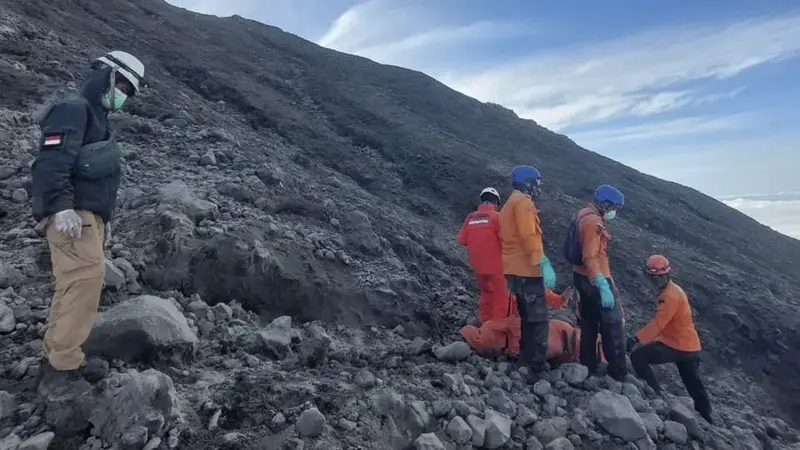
left=563, top=213, right=584, bottom=266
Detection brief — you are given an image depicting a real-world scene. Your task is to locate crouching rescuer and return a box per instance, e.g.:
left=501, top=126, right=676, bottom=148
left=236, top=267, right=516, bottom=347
left=626, top=255, right=713, bottom=424
left=564, top=184, right=628, bottom=381
left=30, top=51, right=146, bottom=385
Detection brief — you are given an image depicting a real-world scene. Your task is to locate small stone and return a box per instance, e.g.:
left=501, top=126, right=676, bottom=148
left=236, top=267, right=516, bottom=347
left=17, top=431, right=55, bottom=450
left=446, top=416, right=473, bottom=444
left=296, top=407, right=325, bottom=437
left=560, top=364, right=589, bottom=385
left=663, top=420, right=688, bottom=444
left=11, top=188, right=28, bottom=203
left=271, top=412, right=286, bottom=429
left=354, top=369, right=378, bottom=389
left=533, top=380, right=552, bottom=397
left=544, top=437, right=574, bottom=450
left=433, top=341, right=471, bottom=362
left=484, top=409, right=512, bottom=449
left=414, top=433, right=445, bottom=450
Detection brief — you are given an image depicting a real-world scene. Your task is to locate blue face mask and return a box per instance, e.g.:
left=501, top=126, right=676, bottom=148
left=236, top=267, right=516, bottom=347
left=101, top=87, right=128, bottom=111
left=604, top=210, right=617, bottom=221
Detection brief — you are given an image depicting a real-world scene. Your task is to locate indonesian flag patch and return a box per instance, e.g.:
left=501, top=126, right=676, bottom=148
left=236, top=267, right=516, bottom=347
left=43, top=134, right=63, bottom=146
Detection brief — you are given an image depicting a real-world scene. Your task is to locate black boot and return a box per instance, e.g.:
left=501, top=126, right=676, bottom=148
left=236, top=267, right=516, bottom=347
left=34, top=358, right=82, bottom=391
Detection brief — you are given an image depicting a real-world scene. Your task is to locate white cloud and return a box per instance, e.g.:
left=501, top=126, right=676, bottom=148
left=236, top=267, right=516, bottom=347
left=316, top=3, right=800, bottom=130
left=317, top=0, right=539, bottom=69
left=570, top=112, right=752, bottom=148
left=721, top=192, right=800, bottom=239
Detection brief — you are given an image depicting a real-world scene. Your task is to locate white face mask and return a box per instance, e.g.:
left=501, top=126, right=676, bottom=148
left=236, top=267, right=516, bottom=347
left=604, top=210, right=617, bottom=220
left=101, top=87, right=128, bottom=111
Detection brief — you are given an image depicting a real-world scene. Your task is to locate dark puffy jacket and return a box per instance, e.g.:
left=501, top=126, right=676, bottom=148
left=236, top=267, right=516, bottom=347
left=31, top=68, right=122, bottom=223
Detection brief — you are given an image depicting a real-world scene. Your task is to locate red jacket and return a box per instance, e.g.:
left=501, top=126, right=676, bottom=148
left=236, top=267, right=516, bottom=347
left=457, top=203, right=502, bottom=275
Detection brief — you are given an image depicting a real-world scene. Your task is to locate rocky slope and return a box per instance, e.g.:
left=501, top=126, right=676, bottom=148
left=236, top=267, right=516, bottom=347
left=1, top=0, right=800, bottom=448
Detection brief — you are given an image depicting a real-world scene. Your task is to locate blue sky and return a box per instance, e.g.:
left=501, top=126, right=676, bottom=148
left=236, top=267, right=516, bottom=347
left=168, top=0, right=800, bottom=239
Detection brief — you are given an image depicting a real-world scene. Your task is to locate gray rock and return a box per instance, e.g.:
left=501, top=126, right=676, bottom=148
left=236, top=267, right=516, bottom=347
left=103, top=259, right=126, bottom=289
left=532, top=417, right=569, bottom=444
left=258, top=315, right=294, bottom=359
left=515, top=404, right=538, bottom=427
left=0, top=391, right=16, bottom=421
left=635, top=435, right=657, bottom=450
left=639, top=413, right=663, bottom=439
left=560, top=364, right=589, bottom=385
left=663, top=420, right=688, bottom=444
left=533, top=380, right=552, bottom=397
left=484, top=408, right=512, bottom=449
left=414, top=433, right=445, bottom=450
left=0, top=262, right=24, bottom=289
left=212, top=303, right=233, bottom=321
left=0, top=304, right=15, bottom=333
left=89, top=369, right=180, bottom=446
left=0, top=433, right=21, bottom=450
left=38, top=375, right=96, bottom=434
left=668, top=402, right=702, bottom=439
left=354, top=369, right=378, bottom=389
left=588, top=390, right=647, bottom=441
left=467, top=414, right=487, bottom=447
left=157, top=180, right=218, bottom=224
left=433, top=341, right=471, bottom=362
left=296, top=407, right=326, bottom=438
left=544, top=437, right=574, bottom=450
left=446, top=416, right=473, bottom=444
left=199, top=151, right=217, bottom=166
left=525, top=437, right=544, bottom=450
left=11, top=187, right=28, bottom=202
left=17, top=431, right=55, bottom=450
left=486, top=387, right=516, bottom=416
left=85, top=295, right=198, bottom=362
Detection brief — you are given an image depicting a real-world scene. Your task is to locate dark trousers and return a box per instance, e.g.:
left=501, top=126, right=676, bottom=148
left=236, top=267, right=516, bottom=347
left=631, top=342, right=712, bottom=419
left=574, top=272, right=628, bottom=381
left=507, top=275, right=548, bottom=368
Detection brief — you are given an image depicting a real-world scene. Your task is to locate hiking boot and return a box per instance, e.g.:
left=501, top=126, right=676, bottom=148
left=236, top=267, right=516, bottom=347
left=34, top=359, right=82, bottom=391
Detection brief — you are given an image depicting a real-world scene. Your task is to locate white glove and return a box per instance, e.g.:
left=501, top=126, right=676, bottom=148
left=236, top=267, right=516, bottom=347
left=104, top=222, right=111, bottom=247
left=54, top=209, right=82, bottom=239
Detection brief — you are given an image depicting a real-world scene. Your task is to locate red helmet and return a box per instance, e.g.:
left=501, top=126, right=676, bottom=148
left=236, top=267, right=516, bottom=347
left=645, top=255, right=671, bottom=275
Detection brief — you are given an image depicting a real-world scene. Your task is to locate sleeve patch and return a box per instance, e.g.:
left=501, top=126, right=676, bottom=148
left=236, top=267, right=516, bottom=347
left=43, top=133, right=64, bottom=146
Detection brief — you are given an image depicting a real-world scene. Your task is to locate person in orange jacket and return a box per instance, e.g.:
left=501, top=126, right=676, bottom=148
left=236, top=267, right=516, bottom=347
left=460, top=286, right=609, bottom=365
left=564, top=184, right=627, bottom=381
left=500, top=165, right=557, bottom=373
left=626, top=255, right=713, bottom=424
left=457, top=187, right=509, bottom=324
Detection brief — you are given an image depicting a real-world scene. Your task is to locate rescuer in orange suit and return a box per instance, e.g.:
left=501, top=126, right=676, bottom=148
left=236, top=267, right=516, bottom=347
left=457, top=187, right=509, bottom=324
left=626, top=255, right=713, bottom=424
left=460, top=285, right=608, bottom=365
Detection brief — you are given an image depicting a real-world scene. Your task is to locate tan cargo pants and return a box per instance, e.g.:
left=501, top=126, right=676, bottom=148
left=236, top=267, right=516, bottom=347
left=42, top=210, right=105, bottom=371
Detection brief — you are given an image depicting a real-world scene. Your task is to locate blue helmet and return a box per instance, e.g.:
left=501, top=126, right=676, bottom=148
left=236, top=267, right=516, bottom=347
left=593, top=184, right=624, bottom=207
left=510, top=165, right=542, bottom=186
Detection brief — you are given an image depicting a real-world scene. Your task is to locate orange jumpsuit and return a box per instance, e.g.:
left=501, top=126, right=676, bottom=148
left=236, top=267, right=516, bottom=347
left=457, top=203, right=509, bottom=323
left=460, top=289, right=609, bottom=364
left=635, top=281, right=701, bottom=351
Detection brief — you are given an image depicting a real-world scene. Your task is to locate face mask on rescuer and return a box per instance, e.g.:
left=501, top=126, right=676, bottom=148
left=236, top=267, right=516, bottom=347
left=101, top=88, right=128, bottom=110
left=604, top=209, right=617, bottom=220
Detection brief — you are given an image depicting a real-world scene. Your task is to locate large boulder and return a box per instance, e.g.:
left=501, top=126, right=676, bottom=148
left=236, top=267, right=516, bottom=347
left=84, top=295, right=198, bottom=363
left=89, top=368, right=181, bottom=449
left=588, top=390, right=647, bottom=442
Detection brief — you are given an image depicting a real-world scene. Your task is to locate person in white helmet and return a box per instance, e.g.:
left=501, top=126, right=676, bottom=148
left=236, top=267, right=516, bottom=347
left=30, top=50, right=146, bottom=388
left=457, top=187, right=510, bottom=324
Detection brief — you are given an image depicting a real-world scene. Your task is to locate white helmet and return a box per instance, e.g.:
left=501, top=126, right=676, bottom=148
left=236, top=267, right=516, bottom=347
left=94, top=50, right=145, bottom=94
left=480, top=187, right=500, bottom=202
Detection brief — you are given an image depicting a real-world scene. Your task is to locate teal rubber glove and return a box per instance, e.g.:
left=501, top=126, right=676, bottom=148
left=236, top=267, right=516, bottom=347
left=593, top=274, right=615, bottom=309
left=538, top=255, right=557, bottom=290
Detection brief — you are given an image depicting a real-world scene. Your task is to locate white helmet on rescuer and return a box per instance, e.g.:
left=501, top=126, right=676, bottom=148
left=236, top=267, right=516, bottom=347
left=94, top=50, right=145, bottom=95
left=480, top=187, right=500, bottom=204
